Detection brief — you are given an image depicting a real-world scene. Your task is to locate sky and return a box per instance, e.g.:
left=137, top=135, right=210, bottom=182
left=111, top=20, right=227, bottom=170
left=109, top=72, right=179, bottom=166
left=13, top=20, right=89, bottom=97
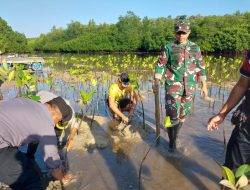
left=0, top=0, right=249, bottom=38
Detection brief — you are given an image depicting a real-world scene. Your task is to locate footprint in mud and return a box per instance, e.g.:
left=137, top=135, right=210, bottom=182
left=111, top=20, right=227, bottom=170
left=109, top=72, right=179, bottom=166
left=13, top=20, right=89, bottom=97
left=165, top=140, right=190, bottom=159
left=165, top=148, right=189, bottom=159
left=177, top=140, right=190, bottom=156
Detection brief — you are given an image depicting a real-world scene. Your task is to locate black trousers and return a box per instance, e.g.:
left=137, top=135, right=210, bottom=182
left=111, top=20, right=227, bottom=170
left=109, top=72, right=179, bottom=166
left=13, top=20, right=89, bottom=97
left=0, top=147, right=42, bottom=190
left=224, top=123, right=250, bottom=170
left=107, top=98, right=132, bottom=110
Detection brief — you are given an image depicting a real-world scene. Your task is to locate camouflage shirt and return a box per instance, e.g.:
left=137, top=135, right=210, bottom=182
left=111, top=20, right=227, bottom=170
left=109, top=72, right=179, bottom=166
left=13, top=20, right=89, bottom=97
left=154, top=40, right=207, bottom=95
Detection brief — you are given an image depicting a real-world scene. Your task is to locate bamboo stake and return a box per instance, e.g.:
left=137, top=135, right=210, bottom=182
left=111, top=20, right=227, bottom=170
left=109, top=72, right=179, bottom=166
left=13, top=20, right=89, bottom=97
left=154, top=87, right=161, bottom=142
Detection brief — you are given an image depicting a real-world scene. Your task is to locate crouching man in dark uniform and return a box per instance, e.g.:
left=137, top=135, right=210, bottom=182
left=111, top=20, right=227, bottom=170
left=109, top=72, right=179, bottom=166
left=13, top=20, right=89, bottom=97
left=0, top=97, right=72, bottom=189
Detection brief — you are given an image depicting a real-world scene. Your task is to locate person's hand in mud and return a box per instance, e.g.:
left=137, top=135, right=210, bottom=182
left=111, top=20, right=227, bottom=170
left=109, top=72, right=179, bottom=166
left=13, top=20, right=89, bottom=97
left=51, top=165, right=65, bottom=181
left=152, top=79, right=160, bottom=93
left=207, top=114, right=225, bottom=131
left=121, top=115, right=129, bottom=124
left=61, top=172, right=73, bottom=185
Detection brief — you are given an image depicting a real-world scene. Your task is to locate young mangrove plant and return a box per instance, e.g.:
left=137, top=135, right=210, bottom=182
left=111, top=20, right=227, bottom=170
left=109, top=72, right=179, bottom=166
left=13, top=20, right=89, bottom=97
left=1, top=62, right=40, bottom=101
left=129, top=73, right=146, bottom=129
left=220, top=164, right=250, bottom=190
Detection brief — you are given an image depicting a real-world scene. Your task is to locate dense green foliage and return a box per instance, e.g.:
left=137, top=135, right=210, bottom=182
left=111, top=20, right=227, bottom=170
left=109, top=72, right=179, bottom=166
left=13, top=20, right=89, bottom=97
left=30, top=11, right=250, bottom=53
left=1, top=11, right=250, bottom=53
left=0, top=18, right=30, bottom=53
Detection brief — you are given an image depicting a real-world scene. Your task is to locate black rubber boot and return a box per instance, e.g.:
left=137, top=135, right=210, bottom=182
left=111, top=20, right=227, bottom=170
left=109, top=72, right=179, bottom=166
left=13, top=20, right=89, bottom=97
left=167, top=122, right=183, bottom=152
left=167, top=125, right=177, bottom=152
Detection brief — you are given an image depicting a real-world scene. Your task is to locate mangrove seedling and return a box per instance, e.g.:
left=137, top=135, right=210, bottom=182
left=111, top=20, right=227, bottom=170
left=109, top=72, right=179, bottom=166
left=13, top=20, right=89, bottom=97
left=220, top=164, right=250, bottom=190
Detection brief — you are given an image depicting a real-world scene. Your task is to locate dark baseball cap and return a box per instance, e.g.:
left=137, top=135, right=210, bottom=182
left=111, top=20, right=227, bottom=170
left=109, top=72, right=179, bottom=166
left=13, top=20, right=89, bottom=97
left=119, top=73, right=130, bottom=87
left=175, top=16, right=191, bottom=33
left=46, top=97, right=73, bottom=125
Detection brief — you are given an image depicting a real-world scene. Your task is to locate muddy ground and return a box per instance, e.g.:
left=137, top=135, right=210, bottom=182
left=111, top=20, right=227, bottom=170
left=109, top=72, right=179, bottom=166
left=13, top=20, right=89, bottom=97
left=60, top=110, right=227, bottom=190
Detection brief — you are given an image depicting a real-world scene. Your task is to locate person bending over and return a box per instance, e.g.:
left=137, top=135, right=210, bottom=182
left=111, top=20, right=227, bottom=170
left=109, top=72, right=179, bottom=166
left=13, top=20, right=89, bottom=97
left=0, top=97, right=72, bottom=189
left=108, top=72, right=138, bottom=126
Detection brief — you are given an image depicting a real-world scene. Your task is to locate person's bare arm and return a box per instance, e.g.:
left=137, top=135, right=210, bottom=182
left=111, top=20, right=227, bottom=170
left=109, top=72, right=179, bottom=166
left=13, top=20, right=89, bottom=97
left=208, top=76, right=250, bottom=131
left=201, top=81, right=208, bottom=97
left=109, top=95, right=128, bottom=123
left=218, top=76, right=250, bottom=118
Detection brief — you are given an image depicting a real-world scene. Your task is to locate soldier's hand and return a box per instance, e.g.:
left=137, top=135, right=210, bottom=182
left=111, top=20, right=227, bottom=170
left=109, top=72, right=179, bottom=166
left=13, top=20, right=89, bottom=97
left=200, top=86, right=208, bottom=97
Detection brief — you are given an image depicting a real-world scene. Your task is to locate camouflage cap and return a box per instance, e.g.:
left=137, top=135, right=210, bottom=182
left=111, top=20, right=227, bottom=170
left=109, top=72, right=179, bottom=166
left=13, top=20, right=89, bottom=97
left=175, top=16, right=191, bottom=33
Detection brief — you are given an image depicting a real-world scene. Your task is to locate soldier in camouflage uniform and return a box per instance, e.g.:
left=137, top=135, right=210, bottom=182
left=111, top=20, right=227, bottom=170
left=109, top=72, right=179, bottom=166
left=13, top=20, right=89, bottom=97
left=153, top=16, right=208, bottom=152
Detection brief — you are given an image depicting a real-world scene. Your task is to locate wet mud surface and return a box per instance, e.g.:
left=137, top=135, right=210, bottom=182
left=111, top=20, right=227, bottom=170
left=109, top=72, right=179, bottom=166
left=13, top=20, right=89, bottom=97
left=62, top=88, right=233, bottom=190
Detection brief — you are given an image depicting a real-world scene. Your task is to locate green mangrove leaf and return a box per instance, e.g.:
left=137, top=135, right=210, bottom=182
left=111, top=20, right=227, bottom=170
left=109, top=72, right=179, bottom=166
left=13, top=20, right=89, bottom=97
left=3, top=62, right=8, bottom=71
left=0, top=67, right=7, bottom=75
left=19, top=70, right=25, bottom=78
left=30, top=95, right=41, bottom=101
left=91, top=79, right=97, bottom=87
left=29, top=85, right=36, bottom=92
left=235, top=174, right=248, bottom=189
left=0, top=76, right=5, bottom=81
left=22, top=94, right=41, bottom=101
left=15, top=77, right=22, bottom=87
left=87, top=72, right=93, bottom=79
left=219, top=179, right=236, bottom=190
left=25, top=75, right=32, bottom=81
left=8, top=70, right=15, bottom=81
left=221, top=166, right=235, bottom=186
left=80, top=90, right=94, bottom=104
left=129, top=73, right=136, bottom=81
left=45, top=79, right=51, bottom=85
left=225, top=74, right=230, bottom=79
left=131, top=81, right=139, bottom=90
left=235, top=165, right=250, bottom=179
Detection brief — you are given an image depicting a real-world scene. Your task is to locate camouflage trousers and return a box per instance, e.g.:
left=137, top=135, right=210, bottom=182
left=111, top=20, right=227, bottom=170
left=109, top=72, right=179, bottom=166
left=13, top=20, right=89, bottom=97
left=165, top=86, right=194, bottom=122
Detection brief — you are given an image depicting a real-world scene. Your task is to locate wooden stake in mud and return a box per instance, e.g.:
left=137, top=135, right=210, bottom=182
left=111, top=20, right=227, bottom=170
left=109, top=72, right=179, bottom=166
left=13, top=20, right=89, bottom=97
left=154, top=86, right=161, bottom=143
